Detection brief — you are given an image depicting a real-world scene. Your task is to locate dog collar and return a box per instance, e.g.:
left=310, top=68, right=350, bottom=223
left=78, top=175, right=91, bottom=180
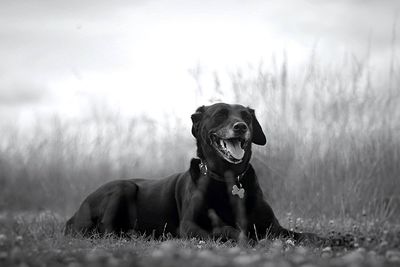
left=198, top=159, right=248, bottom=199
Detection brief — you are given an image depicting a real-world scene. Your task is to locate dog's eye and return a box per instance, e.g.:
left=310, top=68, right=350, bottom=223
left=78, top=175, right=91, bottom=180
left=215, top=109, right=229, bottom=121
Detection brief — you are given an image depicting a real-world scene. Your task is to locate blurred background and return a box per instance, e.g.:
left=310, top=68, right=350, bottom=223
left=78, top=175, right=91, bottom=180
left=0, top=0, right=399, bottom=223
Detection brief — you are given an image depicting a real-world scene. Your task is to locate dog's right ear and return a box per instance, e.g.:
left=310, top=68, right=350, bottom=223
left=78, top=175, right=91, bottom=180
left=191, top=105, right=205, bottom=138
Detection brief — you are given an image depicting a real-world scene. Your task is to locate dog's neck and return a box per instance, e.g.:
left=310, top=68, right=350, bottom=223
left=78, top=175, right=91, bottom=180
left=198, top=158, right=249, bottom=183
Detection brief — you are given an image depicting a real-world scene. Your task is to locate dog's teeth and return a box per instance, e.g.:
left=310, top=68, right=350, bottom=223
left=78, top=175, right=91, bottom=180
left=220, top=139, right=226, bottom=149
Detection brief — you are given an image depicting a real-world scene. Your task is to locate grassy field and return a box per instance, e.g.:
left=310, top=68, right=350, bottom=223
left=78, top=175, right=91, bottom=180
left=0, top=54, right=399, bottom=266
left=0, top=211, right=399, bottom=267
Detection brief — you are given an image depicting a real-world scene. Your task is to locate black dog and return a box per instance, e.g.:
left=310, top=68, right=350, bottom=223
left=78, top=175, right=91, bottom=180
left=65, top=103, right=321, bottom=243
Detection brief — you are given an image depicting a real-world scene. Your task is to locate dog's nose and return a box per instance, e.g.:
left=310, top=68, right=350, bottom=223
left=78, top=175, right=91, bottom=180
left=233, top=122, right=248, bottom=133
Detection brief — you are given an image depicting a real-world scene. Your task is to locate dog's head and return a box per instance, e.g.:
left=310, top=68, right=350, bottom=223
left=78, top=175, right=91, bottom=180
left=191, top=103, right=266, bottom=175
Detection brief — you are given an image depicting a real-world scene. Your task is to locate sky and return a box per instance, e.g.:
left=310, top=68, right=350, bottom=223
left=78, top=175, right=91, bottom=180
left=0, top=0, right=399, bottom=128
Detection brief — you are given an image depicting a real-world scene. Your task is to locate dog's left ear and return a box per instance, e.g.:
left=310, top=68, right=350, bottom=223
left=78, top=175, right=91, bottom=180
left=191, top=105, right=205, bottom=138
left=249, top=108, right=266, bottom=146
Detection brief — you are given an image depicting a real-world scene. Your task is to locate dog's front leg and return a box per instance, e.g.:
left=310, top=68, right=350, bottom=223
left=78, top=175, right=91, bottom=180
left=250, top=198, right=325, bottom=245
left=180, top=214, right=240, bottom=240
left=179, top=189, right=212, bottom=239
left=207, top=209, right=241, bottom=240
left=179, top=220, right=210, bottom=239
left=277, top=228, right=327, bottom=245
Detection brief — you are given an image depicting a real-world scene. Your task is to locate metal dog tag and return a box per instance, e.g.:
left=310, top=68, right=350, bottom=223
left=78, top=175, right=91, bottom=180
left=232, top=185, right=245, bottom=199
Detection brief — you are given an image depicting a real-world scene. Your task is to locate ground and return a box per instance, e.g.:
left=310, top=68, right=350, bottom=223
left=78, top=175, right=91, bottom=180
left=0, top=211, right=399, bottom=267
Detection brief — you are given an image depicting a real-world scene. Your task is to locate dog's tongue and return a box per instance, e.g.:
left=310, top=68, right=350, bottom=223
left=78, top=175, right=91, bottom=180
left=225, top=140, right=244, bottom=160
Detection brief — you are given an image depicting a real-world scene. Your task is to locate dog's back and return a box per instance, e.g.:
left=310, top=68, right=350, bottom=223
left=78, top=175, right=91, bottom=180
left=65, top=172, right=189, bottom=237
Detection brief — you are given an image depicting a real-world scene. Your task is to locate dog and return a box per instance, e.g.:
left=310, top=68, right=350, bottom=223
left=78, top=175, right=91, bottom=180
left=65, top=103, right=322, bottom=244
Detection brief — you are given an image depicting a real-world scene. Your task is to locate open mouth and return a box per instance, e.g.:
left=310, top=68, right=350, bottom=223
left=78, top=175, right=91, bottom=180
left=210, top=134, right=248, bottom=164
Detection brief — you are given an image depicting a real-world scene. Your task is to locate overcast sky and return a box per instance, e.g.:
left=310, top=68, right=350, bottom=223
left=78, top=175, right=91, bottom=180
left=0, top=0, right=399, bottom=128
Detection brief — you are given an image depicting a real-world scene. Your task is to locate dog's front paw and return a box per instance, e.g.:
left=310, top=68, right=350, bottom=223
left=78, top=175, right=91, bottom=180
left=212, top=226, right=240, bottom=240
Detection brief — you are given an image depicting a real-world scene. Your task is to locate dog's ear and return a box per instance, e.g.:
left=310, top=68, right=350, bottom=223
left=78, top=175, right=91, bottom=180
left=249, top=108, right=266, bottom=146
left=191, top=105, right=205, bottom=138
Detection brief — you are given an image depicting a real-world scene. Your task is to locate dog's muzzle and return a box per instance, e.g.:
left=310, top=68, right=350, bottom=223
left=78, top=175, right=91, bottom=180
left=210, top=133, right=249, bottom=164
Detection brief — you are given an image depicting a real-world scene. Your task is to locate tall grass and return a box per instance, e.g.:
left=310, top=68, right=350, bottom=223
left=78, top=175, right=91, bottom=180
left=0, top=52, right=399, bottom=224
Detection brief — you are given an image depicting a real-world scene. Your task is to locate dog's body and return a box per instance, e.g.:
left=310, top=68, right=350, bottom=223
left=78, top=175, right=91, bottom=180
left=65, top=103, right=321, bottom=243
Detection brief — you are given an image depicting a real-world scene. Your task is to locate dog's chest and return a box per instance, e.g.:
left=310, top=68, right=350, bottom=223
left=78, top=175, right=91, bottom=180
left=205, top=183, right=243, bottom=226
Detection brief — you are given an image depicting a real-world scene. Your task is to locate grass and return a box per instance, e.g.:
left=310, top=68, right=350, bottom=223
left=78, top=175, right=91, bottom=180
left=0, top=49, right=399, bottom=265
left=0, top=211, right=399, bottom=267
